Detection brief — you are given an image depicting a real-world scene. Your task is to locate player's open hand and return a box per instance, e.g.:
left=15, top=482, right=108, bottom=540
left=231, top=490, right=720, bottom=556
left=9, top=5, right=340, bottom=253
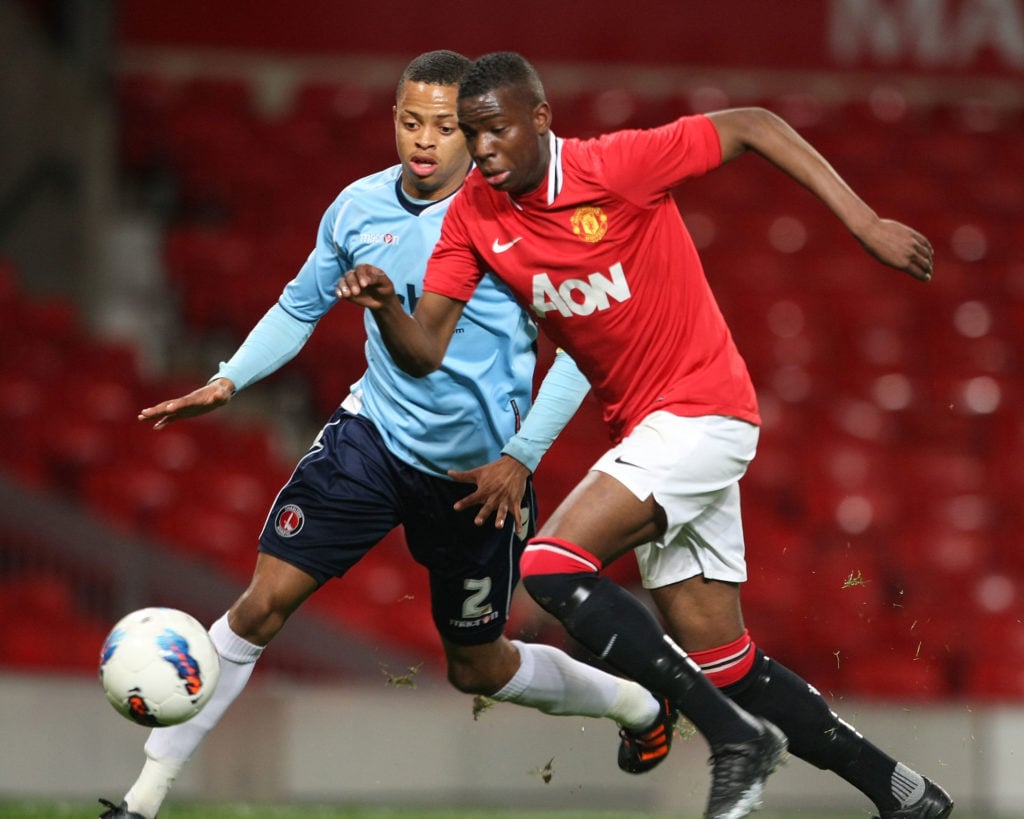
left=858, top=217, right=934, bottom=283
left=449, top=454, right=531, bottom=532
left=336, top=264, right=397, bottom=311
left=138, top=378, right=235, bottom=429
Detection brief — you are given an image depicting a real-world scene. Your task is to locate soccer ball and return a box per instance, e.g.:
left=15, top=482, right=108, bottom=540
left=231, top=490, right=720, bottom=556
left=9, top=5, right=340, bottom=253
left=99, top=607, right=220, bottom=727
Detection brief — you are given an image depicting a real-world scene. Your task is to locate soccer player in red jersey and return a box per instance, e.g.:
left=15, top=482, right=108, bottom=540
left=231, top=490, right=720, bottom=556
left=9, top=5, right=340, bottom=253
left=339, top=52, right=952, bottom=819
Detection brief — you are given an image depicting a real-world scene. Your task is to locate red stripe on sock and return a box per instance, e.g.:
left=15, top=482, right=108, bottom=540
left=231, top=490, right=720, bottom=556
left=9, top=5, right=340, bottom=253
left=689, top=630, right=756, bottom=688
left=521, top=537, right=603, bottom=576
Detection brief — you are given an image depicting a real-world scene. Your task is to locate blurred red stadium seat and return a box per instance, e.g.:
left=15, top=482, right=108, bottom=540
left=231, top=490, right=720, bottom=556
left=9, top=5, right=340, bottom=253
left=0, top=574, right=109, bottom=671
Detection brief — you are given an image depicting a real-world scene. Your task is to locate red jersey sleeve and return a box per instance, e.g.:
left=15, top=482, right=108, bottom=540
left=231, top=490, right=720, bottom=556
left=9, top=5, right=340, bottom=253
left=590, top=114, right=723, bottom=208
left=422, top=192, right=486, bottom=303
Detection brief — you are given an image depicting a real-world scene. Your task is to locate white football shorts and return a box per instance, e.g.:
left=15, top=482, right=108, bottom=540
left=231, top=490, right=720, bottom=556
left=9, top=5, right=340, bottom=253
left=591, top=411, right=759, bottom=589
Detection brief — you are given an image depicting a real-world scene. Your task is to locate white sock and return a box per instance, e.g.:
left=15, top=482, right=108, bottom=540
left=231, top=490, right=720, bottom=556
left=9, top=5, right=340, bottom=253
left=123, top=613, right=263, bottom=819
left=491, top=640, right=659, bottom=730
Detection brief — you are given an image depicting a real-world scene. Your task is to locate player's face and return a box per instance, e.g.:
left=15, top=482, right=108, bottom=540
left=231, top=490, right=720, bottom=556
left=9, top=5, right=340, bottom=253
left=394, top=80, right=470, bottom=201
left=458, top=86, right=551, bottom=196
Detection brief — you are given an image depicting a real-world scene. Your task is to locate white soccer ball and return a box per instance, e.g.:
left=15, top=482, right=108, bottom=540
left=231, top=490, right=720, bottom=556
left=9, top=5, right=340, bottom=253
left=99, top=607, right=220, bottom=727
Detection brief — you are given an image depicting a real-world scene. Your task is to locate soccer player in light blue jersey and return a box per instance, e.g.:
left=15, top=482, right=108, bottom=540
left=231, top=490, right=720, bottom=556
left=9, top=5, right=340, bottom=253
left=98, top=51, right=672, bottom=819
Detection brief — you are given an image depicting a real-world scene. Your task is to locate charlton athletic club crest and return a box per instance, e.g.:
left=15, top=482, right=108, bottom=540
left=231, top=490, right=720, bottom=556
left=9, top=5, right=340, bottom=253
left=571, top=206, right=608, bottom=243
left=275, top=504, right=305, bottom=537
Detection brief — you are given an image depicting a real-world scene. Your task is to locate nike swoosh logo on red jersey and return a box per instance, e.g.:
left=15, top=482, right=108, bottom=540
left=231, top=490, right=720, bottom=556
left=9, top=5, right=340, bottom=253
left=492, top=237, right=523, bottom=253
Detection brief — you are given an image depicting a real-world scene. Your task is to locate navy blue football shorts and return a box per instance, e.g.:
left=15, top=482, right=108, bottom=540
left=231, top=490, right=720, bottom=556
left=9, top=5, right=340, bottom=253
left=258, top=409, right=536, bottom=646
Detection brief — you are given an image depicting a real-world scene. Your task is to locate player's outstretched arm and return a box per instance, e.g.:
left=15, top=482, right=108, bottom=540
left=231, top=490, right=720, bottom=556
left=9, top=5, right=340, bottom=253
left=138, top=378, right=236, bottom=430
left=707, top=107, right=934, bottom=283
left=139, top=302, right=318, bottom=430
left=337, top=263, right=465, bottom=376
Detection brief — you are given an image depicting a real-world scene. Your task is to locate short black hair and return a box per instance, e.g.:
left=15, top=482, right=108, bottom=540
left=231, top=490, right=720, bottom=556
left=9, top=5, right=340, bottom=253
left=458, top=51, right=545, bottom=106
left=396, top=50, right=471, bottom=99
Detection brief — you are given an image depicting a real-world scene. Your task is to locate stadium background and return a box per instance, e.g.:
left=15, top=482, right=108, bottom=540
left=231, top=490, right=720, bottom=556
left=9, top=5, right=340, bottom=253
left=1, top=0, right=1022, bottom=814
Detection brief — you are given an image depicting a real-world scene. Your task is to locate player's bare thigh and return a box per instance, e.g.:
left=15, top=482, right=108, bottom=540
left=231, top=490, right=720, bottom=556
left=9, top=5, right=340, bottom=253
left=538, top=469, right=668, bottom=566
left=228, top=552, right=319, bottom=645
left=541, top=469, right=747, bottom=650
left=650, top=576, right=745, bottom=651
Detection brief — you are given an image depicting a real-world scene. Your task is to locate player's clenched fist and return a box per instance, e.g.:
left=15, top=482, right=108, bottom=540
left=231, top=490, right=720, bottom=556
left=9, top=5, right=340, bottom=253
left=336, top=264, right=396, bottom=310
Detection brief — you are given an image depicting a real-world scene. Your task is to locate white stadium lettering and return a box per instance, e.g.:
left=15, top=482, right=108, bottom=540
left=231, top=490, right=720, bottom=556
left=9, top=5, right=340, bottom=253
left=531, top=262, right=631, bottom=318
left=830, top=0, right=1024, bottom=69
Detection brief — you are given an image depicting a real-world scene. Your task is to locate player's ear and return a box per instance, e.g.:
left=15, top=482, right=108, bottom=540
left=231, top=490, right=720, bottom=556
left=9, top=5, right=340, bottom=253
left=533, top=101, right=552, bottom=135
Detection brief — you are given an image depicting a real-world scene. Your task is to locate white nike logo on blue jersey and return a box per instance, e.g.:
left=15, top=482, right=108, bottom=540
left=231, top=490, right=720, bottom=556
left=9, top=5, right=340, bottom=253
left=492, top=237, right=523, bottom=253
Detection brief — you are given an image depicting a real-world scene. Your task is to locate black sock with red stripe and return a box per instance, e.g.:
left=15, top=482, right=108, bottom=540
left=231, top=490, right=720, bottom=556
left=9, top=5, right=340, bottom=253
left=521, top=538, right=761, bottom=748
left=718, top=644, right=908, bottom=813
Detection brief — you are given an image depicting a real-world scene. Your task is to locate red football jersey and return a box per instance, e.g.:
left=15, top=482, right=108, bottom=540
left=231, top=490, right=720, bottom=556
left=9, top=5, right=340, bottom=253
left=424, top=114, right=759, bottom=443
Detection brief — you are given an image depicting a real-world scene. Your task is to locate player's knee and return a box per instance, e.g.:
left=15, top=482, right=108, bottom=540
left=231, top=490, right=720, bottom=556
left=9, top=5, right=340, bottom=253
left=444, top=649, right=511, bottom=696
left=230, top=555, right=318, bottom=644
left=228, top=590, right=291, bottom=645
left=445, top=660, right=488, bottom=695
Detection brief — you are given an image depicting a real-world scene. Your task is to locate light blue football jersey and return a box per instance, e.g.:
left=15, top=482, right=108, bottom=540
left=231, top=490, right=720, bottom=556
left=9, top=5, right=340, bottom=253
left=279, top=164, right=538, bottom=478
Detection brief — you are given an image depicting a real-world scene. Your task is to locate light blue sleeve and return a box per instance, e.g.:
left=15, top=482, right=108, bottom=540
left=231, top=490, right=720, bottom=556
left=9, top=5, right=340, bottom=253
left=210, top=302, right=317, bottom=393
left=501, top=349, right=591, bottom=472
